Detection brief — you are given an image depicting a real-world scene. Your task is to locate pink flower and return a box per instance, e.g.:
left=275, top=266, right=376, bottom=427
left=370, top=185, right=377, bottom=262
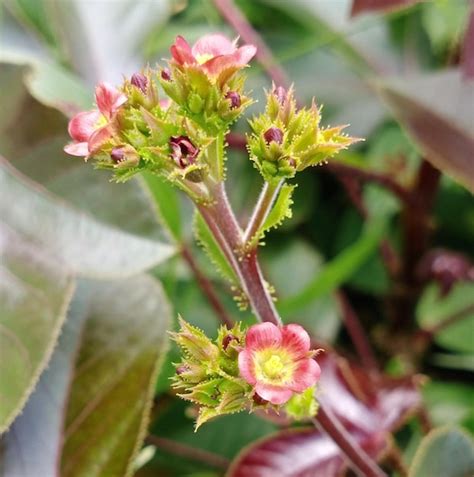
left=170, top=33, right=256, bottom=78
left=238, top=322, right=321, bottom=405
left=64, top=82, right=127, bottom=158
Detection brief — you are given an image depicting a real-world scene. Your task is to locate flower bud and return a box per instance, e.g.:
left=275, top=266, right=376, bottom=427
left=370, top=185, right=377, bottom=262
left=110, top=145, right=140, bottom=168
left=225, top=91, right=241, bottom=109
left=170, top=135, right=199, bottom=169
left=131, top=73, right=148, bottom=93
left=222, top=333, right=238, bottom=351
left=161, top=68, right=171, bottom=81
left=264, top=127, right=284, bottom=145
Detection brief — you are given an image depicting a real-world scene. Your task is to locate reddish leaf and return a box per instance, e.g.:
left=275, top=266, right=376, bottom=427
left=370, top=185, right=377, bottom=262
left=228, top=354, right=422, bottom=477
left=462, top=7, right=474, bottom=79
left=351, top=0, right=422, bottom=17
left=375, top=70, right=474, bottom=192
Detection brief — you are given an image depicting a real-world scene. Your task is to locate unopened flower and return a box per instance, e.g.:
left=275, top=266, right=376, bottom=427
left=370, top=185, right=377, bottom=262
left=238, top=322, right=321, bottom=405
left=131, top=72, right=148, bottom=93
left=169, top=135, right=199, bottom=169
left=264, top=126, right=284, bottom=144
left=161, top=68, right=171, bottom=81
left=110, top=144, right=139, bottom=168
left=64, top=83, right=127, bottom=158
left=273, top=85, right=287, bottom=105
left=170, top=33, right=256, bottom=79
left=225, top=91, right=241, bottom=109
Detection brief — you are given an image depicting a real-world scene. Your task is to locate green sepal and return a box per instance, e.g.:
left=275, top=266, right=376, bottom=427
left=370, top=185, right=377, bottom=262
left=284, top=385, right=319, bottom=421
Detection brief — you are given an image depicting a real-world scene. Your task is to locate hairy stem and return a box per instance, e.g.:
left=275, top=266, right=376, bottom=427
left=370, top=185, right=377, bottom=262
left=243, top=180, right=283, bottom=245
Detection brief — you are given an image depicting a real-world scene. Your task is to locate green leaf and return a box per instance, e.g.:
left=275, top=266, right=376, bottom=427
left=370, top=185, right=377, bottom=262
left=417, top=283, right=474, bottom=353
left=279, top=218, right=386, bottom=314
left=260, top=184, right=296, bottom=239
left=0, top=224, right=75, bottom=433
left=0, top=158, right=175, bottom=278
left=374, top=69, right=474, bottom=192
left=194, top=211, right=238, bottom=286
left=141, top=172, right=182, bottom=241
left=0, top=276, right=171, bottom=477
left=409, top=427, right=474, bottom=477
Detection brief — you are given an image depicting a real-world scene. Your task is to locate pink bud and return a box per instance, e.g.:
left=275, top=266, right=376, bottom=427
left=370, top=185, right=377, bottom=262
left=264, top=127, right=284, bottom=145
left=225, top=91, right=241, bottom=109
left=170, top=135, right=199, bottom=168
left=111, top=147, right=125, bottom=164
left=176, top=364, right=189, bottom=375
left=161, top=68, right=171, bottom=81
left=273, top=86, right=287, bottom=105
left=222, top=334, right=238, bottom=351
left=131, top=73, right=148, bottom=93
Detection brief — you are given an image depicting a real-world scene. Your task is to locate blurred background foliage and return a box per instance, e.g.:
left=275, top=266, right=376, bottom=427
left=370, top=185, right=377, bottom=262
left=0, top=0, right=473, bottom=476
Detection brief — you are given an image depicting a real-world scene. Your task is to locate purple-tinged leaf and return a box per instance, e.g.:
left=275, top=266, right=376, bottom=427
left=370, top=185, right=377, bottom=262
left=228, top=354, right=422, bottom=477
left=351, top=0, right=422, bottom=17
left=375, top=70, right=474, bottom=192
left=462, top=7, right=474, bottom=79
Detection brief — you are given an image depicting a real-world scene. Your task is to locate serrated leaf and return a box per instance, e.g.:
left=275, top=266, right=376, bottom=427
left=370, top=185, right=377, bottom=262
left=0, top=158, right=175, bottom=278
left=0, top=224, right=75, bottom=433
left=0, top=276, right=171, bottom=477
left=194, top=211, right=238, bottom=286
left=259, top=183, right=296, bottom=239
left=408, top=427, right=474, bottom=477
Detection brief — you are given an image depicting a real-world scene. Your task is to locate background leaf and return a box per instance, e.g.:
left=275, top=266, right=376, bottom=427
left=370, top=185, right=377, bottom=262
left=0, top=275, right=171, bottom=477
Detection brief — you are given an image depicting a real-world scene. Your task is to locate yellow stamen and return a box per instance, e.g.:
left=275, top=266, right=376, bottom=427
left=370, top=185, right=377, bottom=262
left=262, top=355, right=284, bottom=378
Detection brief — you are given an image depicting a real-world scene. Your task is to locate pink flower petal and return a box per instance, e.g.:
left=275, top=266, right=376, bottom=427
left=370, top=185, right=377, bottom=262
left=234, top=44, right=257, bottom=65
left=67, top=110, right=101, bottom=142
left=192, top=33, right=236, bottom=58
left=95, top=82, right=127, bottom=118
left=255, top=383, right=293, bottom=405
left=170, top=35, right=195, bottom=65
left=64, top=141, right=89, bottom=157
left=245, top=322, right=282, bottom=350
left=238, top=349, right=257, bottom=385
left=281, top=324, right=311, bottom=358
left=87, top=124, right=113, bottom=154
left=289, top=358, right=321, bottom=393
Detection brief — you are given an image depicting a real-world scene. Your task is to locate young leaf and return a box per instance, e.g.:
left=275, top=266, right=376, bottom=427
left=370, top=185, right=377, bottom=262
left=259, top=183, right=296, bottom=240
left=194, top=211, right=238, bottom=286
left=0, top=224, right=75, bottom=433
left=0, top=157, right=175, bottom=278
left=408, top=427, right=474, bottom=477
left=0, top=276, right=171, bottom=477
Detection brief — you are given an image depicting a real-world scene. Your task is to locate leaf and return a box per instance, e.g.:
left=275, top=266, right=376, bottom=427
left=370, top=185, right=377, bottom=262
left=417, top=283, right=474, bottom=353
left=374, top=69, right=474, bottom=192
left=194, top=212, right=238, bottom=286
left=228, top=352, right=422, bottom=477
left=462, top=8, right=474, bottom=79
left=141, top=172, right=182, bottom=241
left=351, top=0, right=423, bottom=17
left=0, top=157, right=175, bottom=278
left=0, top=224, right=75, bottom=433
left=0, top=275, right=171, bottom=477
left=279, top=218, right=386, bottom=314
left=408, top=427, right=474, bottom=477
left=260, top=183, right=296, bottom=238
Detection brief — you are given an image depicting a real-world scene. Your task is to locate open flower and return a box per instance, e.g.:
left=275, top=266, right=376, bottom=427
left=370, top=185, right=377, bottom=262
left=238, top=322, right=321, bottom=405
left=64, top=83, right=127, bottom=158
left=170, top=33, right=256, bottom=78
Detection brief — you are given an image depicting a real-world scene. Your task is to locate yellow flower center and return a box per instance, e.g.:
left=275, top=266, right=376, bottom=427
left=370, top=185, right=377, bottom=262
left=195, top=53, right=214, bottom=65
left=254, top=348, right=295, bottom=384
left=262, top=355, right=285, bottom=378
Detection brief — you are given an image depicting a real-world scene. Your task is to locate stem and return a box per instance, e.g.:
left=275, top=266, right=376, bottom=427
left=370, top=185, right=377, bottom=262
left=314, top=407, right=388, bottom=477
left=181, top=245, right=234, bottom=328
left=335, top=291, right=378, bottom=371
left=213, top=0, right=290, bottom=88
left=243, top=180, right=283, bottom=245
left=146, top=435, right=230, bottom=470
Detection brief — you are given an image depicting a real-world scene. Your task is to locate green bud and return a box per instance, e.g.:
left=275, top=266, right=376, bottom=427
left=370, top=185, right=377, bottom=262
left=188, top=93, right=205, bottom=114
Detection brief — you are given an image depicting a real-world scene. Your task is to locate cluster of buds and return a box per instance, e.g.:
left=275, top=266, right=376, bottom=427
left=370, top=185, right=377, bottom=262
left=172, top=318, right=321, bottom=430
left=160, top=34, right=256, bottom=134
left=247, top=86, right=358, bottom=182
left=64, top=34, right=256, bottom=189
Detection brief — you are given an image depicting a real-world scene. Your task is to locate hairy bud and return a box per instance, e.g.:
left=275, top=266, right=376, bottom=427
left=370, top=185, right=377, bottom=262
left=264, top=127, right=284, bottom=145
left=131, top=73, right=148, bottom=93
left=225, top=91, right=241, bottom=109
